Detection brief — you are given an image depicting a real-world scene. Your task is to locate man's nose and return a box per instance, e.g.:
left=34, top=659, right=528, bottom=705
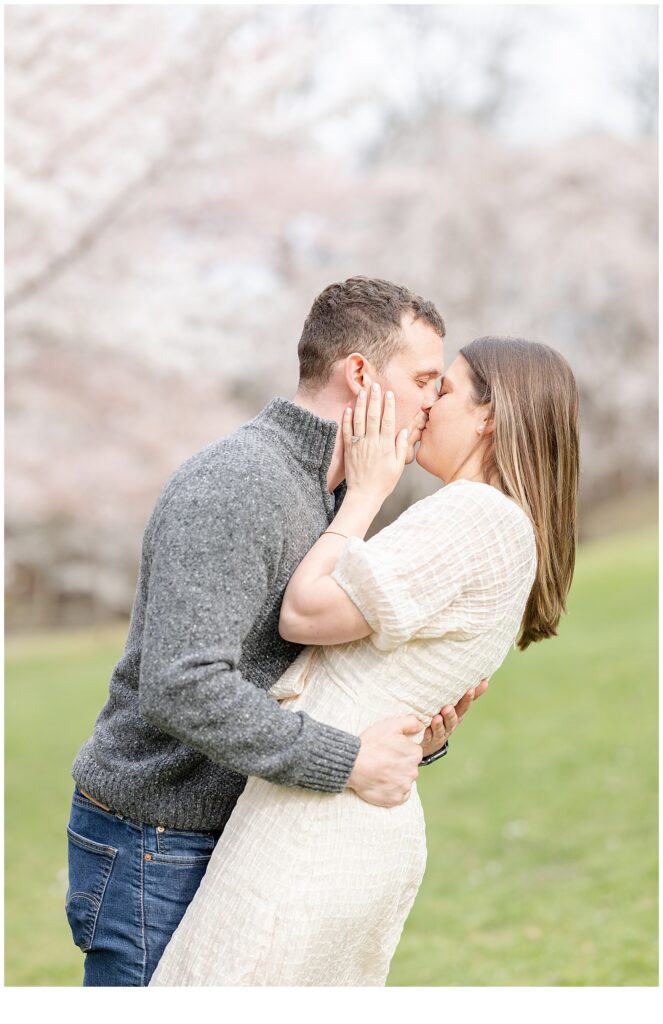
left=422, top=382, right=439, bottom=409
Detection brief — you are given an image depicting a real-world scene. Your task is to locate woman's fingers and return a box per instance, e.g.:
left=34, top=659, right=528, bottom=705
left=353, top=388, right=367, bottom=439
left=381, top=388, right=395, bottom=441
left=350, top=381, right=403, bottom=456
left=342, top=405, right=353, bottom=450
left=365, top=382, right=381, bottom=438
left=396, top=427, right=409, bottom=465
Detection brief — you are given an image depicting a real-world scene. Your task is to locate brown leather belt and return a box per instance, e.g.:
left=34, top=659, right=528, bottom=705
left=79, top=788, right=112, bottom=812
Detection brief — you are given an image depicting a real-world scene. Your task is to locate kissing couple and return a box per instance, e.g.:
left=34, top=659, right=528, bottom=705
left=66, top=276, right=579, bottom=986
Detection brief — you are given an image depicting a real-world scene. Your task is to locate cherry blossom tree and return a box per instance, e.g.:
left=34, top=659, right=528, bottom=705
left=5, top=5, right=656, bottom=628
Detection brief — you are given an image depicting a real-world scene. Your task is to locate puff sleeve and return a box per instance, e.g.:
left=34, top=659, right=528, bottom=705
left=331, top=481, right=535, bottom=651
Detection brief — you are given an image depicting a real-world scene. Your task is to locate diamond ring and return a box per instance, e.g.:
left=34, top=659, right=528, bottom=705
left=350, top=434, right=365, bottom=444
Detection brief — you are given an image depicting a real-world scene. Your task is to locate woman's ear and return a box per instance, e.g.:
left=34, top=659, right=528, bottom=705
left=477, top=411, right=495, bottom=436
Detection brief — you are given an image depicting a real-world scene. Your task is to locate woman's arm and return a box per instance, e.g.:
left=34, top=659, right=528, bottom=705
left=279, top=384, right=408, bottom=646
left=278, top=491, right=378, bottom=645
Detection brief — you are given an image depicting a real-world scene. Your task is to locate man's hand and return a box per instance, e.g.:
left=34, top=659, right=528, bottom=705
left=347, top=715, right=423, bottom=808
left=421, top=678, right=489, bottom=759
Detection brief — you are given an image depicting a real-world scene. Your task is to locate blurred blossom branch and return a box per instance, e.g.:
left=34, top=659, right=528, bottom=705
left=5, top=6, right=248, bottom=310
left=4, top=4, right=657, bottom=630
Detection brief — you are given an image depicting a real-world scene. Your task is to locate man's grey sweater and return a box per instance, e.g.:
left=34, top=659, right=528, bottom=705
left=72, top=398, right=362, bottom=832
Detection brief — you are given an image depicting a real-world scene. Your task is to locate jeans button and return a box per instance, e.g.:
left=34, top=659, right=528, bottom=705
left=156, top=826, right=165, bottom=833
left=144, top=853, right=153, bottom=861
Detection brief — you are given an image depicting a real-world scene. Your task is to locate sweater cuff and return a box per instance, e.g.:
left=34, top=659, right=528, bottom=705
left=296, top=721, right=361, bottom=793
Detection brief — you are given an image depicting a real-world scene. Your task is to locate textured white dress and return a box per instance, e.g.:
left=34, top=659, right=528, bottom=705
left=150, top=480, right=537, bottom=987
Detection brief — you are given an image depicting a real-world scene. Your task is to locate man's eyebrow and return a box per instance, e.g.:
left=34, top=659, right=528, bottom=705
left=414, top=368, right=442, bottom=377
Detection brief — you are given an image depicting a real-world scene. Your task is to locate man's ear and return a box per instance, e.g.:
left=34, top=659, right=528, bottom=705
left=344, top=352, right=372, bottom=395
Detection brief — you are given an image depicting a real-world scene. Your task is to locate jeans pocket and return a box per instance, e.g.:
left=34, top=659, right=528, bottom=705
left=65, top=826, right=118, bottom=952
left=154, top=826, right=218, bottom=861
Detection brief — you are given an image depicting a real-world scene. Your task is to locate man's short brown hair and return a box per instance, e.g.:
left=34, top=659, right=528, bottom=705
left=297, top=276, right=446, bottom=388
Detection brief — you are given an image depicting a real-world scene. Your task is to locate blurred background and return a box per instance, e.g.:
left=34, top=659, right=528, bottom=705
left=4, top=3, right=658, bottom=987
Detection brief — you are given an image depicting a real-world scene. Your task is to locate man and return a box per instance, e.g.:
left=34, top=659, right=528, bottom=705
left=66, top=276, right=487, bottom=985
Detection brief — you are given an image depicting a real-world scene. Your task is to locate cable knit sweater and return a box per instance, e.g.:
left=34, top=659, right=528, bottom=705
left=72, top=399, right=361, bottom=831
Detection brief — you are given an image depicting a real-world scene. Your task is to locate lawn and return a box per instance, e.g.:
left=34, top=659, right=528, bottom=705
left=4, top=528, right=658, bottom=986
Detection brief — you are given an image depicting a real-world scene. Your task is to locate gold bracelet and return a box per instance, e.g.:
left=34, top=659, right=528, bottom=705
left=322, top=530, right=349, bottom=539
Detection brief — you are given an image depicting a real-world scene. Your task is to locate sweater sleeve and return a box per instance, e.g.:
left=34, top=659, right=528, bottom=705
left=138, top=467, right=360, bottom=793
left=331, top=481, right=533, bottom=652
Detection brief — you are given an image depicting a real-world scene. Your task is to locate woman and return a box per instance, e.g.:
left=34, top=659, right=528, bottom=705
left=150, top=336, right=579, bottom=986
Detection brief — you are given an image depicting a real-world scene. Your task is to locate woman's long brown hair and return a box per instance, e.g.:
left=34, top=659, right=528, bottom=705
left=459, top=337, right=580, bottom=650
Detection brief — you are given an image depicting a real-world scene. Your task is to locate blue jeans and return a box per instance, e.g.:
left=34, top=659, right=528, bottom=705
left=65, top=787, right=222, bottom=986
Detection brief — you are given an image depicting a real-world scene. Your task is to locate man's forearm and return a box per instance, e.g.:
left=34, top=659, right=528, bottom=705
left=139, top=649, right=361, bottom=792
left=141, top=481, right=362, bottom=793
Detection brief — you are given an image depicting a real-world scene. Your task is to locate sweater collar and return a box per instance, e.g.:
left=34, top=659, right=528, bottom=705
left=252, top=397, right=340, bottom=476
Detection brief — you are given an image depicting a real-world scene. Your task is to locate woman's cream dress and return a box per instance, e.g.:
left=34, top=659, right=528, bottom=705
left=150, top=480, right=537, bottom=986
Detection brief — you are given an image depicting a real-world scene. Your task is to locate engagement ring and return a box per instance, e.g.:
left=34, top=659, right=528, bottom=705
left=351, top=435, right=365, bottom=443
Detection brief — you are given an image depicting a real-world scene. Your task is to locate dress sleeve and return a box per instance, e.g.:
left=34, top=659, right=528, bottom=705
left=331, top=481, right=533, bottom=651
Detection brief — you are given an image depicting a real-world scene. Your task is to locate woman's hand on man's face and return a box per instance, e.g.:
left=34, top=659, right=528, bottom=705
left=342, top=382, right=409, bottom=503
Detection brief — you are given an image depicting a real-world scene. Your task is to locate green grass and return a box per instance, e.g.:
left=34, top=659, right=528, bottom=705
left=4, top=626, right=131, bottom=986
left=388, top=528, right=658, bottom=986
left=4, top=530, right=658, bottom=986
